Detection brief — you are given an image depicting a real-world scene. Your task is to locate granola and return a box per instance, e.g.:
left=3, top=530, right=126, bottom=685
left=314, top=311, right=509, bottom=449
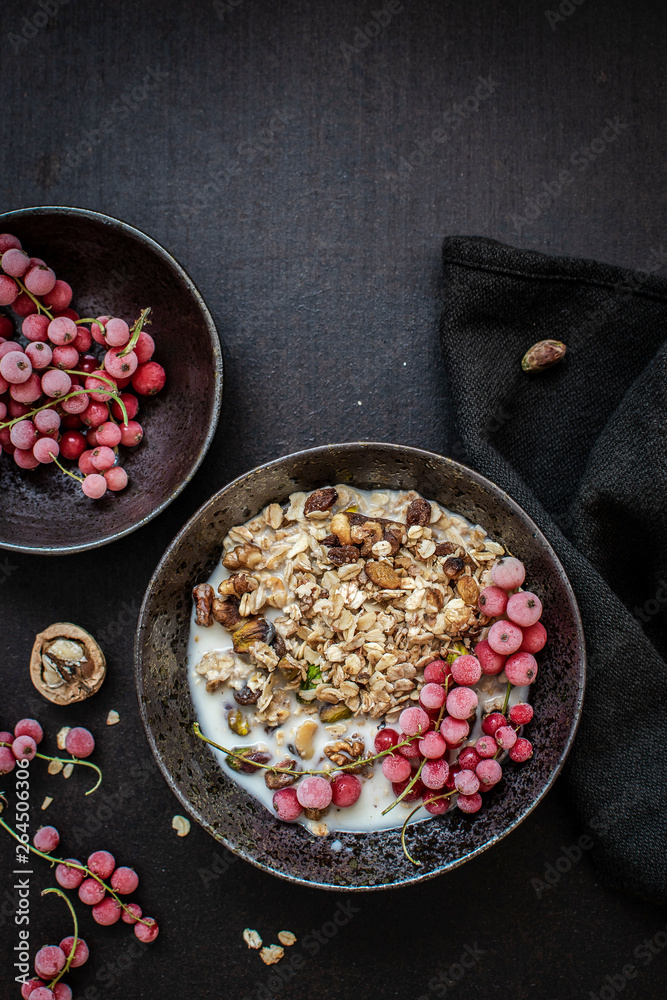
left=193, top=486, right=503, bottom=729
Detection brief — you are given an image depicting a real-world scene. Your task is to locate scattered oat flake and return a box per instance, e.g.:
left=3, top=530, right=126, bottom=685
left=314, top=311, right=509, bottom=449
left=63, top=763, right=74, bottom=779
left=172, top=814, right=191, bottom=837
left=277, top=931, right=296, bottom=947
left=106, top=710, right=120, bottom=726
left=260, top=944, right=284, bottom=966
left=56, top=727, right=70, bottom=751
left=243, top=928, right=263, bottom=950
left=41, top=796, right=53, bottom=811
left=48, top=759, right=64, bottom=775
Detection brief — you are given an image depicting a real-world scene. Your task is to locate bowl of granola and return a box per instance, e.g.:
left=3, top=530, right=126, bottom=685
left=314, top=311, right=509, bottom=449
left=135, top=443, right=585, bottom=890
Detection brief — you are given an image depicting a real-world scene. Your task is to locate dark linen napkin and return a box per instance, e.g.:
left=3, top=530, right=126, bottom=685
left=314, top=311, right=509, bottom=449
left=439, top=236, right=667, bottom=905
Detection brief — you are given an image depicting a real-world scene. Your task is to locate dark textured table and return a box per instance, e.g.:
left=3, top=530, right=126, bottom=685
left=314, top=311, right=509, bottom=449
left=1, top=1, right=666, bottom=998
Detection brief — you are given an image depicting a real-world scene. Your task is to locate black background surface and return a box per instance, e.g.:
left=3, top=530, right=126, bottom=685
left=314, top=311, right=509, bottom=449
left=1, top=1, right=666, bottom=998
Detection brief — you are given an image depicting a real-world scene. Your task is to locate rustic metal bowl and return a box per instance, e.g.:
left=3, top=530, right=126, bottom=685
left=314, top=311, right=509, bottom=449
left=135, top=443, right=585, bottom=890
left=0, top=206, right=222, bottom=554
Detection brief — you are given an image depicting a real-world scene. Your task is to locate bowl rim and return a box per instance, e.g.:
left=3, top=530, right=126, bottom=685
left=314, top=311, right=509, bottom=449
left=0, top=205, right=223, bottom=555
left=135, top=441, right=586, bottom=890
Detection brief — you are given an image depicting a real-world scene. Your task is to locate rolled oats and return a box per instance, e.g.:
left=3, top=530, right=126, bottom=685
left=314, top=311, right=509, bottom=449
left=260, top=944, right=285, bottom=966
left=243, top=928, right=263, bottom=950
left=193, top=485, right=501, bottom=733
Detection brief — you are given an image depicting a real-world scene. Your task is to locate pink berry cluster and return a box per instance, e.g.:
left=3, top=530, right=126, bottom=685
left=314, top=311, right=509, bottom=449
left=21, top=935, right=88, bottom=1000
left=0, top=232, right=166, bottom=499
left=15, top=831, right=158, bottom=1000
left=273, top=771, right=362, bottom=822
left=0, top=719, right=95, bottom=774
left=376, top=555, right=542, bottom=817
left=19, top=835, right=157, bottom=1000
left=52, top=843, right=157, bottom=939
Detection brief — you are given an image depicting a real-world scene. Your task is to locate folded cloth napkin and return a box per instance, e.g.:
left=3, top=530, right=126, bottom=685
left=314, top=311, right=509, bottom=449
left=439, top=236, right=667, bottom=904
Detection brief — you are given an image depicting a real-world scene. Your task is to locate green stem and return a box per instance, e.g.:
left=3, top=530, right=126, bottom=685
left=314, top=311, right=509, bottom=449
left=435, top=675, right=452, bottom=730
left=381, top=757, right=426, bottom=816
left=74, top=318, right=102, bottom=328
left=51, top=455, right=84, bottom=484
left=0, top=742, right=101, bottom=792
left=42, top=887, right=78, bottom=988
left=36, top=751, right=102, bottom=794
left=400, top=791, right=455, bottom=866
left=0, top=378, right=126, bottom=432
left=63, top=368, right=114, bottom=386
left=501, top=680, right=512, bottom=717
left=13, top=277, right=54, bottom=319
left=0, top=809, right=151, bottom=926
left=194, top=722, right=416, bottom=777
left=118, top=307, right=151, bottom=357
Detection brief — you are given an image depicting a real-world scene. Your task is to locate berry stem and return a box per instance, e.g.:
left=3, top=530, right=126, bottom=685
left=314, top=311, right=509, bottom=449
left=193, top=722, right=415, bottom=777
left=39, top=750, right=102, bottom=793
left=118, top=307, right=151, bottom=357
left=74, top=318, right=103, bottom=329
left=13, top=277, right=54, bottom=319
left=400, top=791, right=455, bottom=866
left=0, top=741, right=101, bottom=791
left=501, top=680, right=512, bottom=717
left=42, top=886, right=78, bottom=988
left=0, top=806, right=152, bottom=926
left=0, top=382, right=127, bottom=432
left=51, top=455, right=84, bottom=484
left=435, top=675, right=452, bottom=729
left=381, top=757, right=426, bottom=816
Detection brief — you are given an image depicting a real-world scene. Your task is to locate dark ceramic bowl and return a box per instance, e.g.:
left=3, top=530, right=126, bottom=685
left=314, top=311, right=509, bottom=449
left=0, top=207, right=222, bottom=554
left=135, top=443, right=585, bottom=890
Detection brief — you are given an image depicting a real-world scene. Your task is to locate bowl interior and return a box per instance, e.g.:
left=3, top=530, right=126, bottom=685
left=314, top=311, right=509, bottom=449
left=0, top=207, right=222, bottom=553
left=135, top=443, right=585, bottom=890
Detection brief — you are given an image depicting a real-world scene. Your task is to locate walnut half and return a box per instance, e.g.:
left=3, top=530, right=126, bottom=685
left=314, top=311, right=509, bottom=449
left=30, top=623, right=106, bottom=705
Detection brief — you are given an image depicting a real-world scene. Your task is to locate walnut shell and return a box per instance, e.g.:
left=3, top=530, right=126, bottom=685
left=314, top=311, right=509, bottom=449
left=30, top=623, right=106, bottom=705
